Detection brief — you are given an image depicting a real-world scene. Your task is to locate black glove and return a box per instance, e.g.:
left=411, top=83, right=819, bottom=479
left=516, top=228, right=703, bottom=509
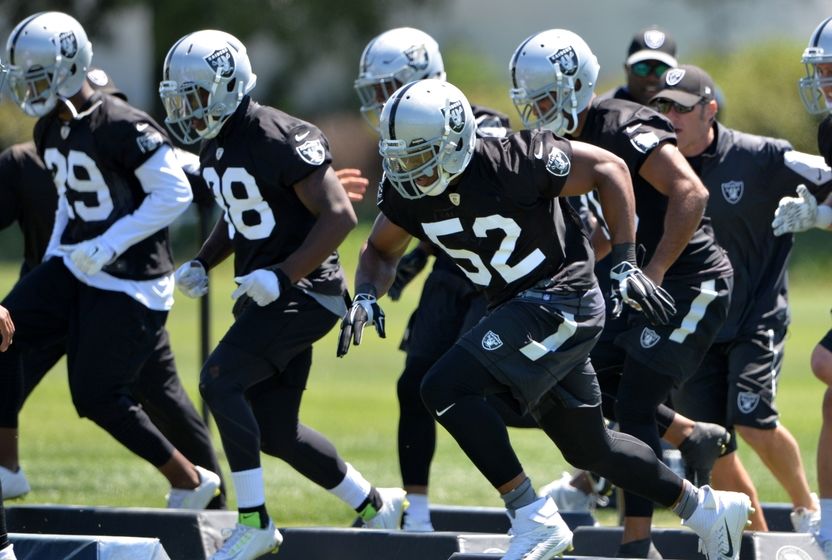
left=388, top=247, right=429, bottom=301
left=609, top=244, right=676, bottom=326
left=337, top=291, right=386, bottom=357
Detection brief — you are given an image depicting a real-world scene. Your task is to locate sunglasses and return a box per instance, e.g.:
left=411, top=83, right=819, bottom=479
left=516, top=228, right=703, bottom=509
left=630, top=61, right=671, bottom=78
left=650, top=98, right=703, bottom=115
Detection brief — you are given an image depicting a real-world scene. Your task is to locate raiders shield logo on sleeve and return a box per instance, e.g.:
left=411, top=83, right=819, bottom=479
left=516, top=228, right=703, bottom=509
left=296, top=139, right=326, bottom=165
left=136, top=127, right=165, bottom=153
left=204, top=48, right=235, bottom=78
left=548, top=46, right=578, bottom=76
left=630, top=131, right=660, bottom=154
left=546, top=147, right=571, bottom=176
left=481, top=331, right=503, bottom=351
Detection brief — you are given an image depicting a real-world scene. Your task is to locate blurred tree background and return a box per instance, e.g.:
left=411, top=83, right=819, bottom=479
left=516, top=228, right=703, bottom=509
left=0, top=0, right=827, bottom=273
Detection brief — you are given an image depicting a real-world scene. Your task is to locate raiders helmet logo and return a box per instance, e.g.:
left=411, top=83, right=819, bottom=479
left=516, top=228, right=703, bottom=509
left=643, top=30, right=667, bottom=49
left=546, top=147, right=571, bottom=176
left=404, top=45, right=429, bottom=71
left=57, top=31, right=78, bottom=58
left=640, top=328, right=661, bottom=348
left=721, top=180, right=744, bottom=204
left=548, top=46, right=579, bottom=76
left=296, top=139, right=326, bottom=165
left=665, top=68, right=686, bottom=86
left=737, top=391, right=760, bottom=414
left=630, top=131, right=660, bottom=154
left=204, top=48, right=235, bottom=78
left=481, top=331, right=503, bottom=351
left=442, top=100, right=466, bottom=133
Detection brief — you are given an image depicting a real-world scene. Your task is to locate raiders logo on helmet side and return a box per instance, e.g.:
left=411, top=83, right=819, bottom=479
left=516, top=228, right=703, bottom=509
left=548, top=46, right=578, bottom=76
left=58, top=31, right=78, bottom=58
left=721, top=180, right=744, bottom=204
left=404, top=45, right=429, bottom=71
left=442, top=100, right=466, bottom=133
left=204, top=48, right=235, bottom=78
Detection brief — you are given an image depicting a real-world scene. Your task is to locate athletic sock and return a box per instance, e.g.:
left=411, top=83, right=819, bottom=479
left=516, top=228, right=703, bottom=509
left=501, top=477, right=536, bottom=515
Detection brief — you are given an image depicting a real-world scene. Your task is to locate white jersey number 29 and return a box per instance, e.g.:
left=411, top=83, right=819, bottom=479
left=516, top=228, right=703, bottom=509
left=44, top=148, right=113, bottom=222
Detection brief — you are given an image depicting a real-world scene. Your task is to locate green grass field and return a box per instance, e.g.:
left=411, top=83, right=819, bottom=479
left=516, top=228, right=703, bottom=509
left=1, top=225, right=829, bottom=529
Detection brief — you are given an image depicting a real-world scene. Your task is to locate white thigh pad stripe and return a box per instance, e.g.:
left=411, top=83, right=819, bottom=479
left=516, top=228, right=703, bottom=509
left=669, top=280, right=718, bottom=344
left=520, top=312, right=577, bottom=361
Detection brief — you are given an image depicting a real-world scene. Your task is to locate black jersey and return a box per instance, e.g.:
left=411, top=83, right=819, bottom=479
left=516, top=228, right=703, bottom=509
left=0, top=142, right=55, bottom=272
left=200, top=96, right=346, bottom=297
left=596, top=85, right=635, bottom=104
left=33, top=92, right=176, bottom=280
left=431, top=105, right=512, bottom=277
left=576, top=97, right=732, bottom=281
left=820, top=114, right=832, bottom=166
left=378, top=130, right=595, bottom=307
left=697, top=123, right=832, bottom=340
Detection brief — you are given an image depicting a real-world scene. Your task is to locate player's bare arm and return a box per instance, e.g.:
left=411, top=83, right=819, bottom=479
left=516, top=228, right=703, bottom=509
left=562, top=140, right=637, bottom=247
left=638, top=141, right=708, bottom=283
left=355, top=213, right=413, bottom=298
left=0, top=305, right=14, bottom=353
left=195, top=217, right=234, bottom=270
left=282, top=165, right=357, bottom=283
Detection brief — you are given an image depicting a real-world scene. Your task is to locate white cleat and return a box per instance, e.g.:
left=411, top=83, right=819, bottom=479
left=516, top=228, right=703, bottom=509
left=0, top=544, right=16, bottom=560
left=0, top=466, right=30, bottom=500
left=166, top=465, right=221, bottom=510
left=210, top=520, right=282, bottom=560
left=790, top=492, right=820, bottom=534
left=503, top=496, right=573, bottom=560
left=682, top=485, right=751, bottom=560
left=537, top=471, right=595, bottom=514
left=363, top=487, right=408, bottom=529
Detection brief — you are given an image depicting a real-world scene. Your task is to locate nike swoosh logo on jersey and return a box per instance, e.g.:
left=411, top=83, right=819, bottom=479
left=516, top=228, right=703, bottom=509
left=625, top=123, right=641, bottom=135
left=720, top=519, right=734, bottom=558
left=295, top=130, right=310, bottom=142
left=534, top=143, right=543, bottom=159
left=136, top=123, right=149, bottom=132
left=436, top=403, right=456, bottom=417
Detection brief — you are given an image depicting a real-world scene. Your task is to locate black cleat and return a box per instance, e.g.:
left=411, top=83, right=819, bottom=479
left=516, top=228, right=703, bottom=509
left=678, top=421, right=731, bottom=486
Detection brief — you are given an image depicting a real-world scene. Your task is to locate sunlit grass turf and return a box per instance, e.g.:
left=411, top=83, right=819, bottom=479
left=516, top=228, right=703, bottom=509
left=2, top=224, right=829, bottom=529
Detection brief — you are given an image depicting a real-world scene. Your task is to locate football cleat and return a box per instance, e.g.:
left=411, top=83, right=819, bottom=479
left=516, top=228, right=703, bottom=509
left=363, top=487, right=408, bottom=529
left=503, top=496, right=573, bottom=560
left=166, top=465, right=221, bottom=510
left=790, top=492, right=820, bottom=534
left=682, top=485, right=751, bottom=560
left=210, top=520, right=282, bottom=560
left=0, top=465, right=30, bottom=500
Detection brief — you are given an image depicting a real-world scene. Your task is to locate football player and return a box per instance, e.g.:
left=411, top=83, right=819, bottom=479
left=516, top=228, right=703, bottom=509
left=0, top=68, right=228, bottom=508
left=0, top=11, right=221, bottom=510
left=597, top=26, right=678, bottom=106
left=651, top=64, right=831, bottom=536
left=339, top=78, right=751, bottom=560
left=509, top=29, right=736, bottom=557
left=774, top=16, right=832, bottom=557
left=353, top=26, right=523, bottom=532
left=161, top=29, right=405, bottom=560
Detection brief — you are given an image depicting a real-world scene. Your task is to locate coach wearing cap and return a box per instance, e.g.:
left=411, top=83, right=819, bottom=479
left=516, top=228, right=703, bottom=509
left=599, top=25, right=678, bottom=106
left=649, top=63, right=832, bottom=532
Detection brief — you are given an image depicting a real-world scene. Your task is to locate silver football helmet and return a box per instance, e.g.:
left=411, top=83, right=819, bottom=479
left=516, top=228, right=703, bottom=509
left=159, top=29, right=257, bottom=144
left=5, top=11, right=93, bottom=117
left=799, top=16, right=832, bottom=114
left=379, top=79, right=475, bottom=199
left=355, top=27, right=446, bottom=131
left=509, top=29, right=600, bottom=135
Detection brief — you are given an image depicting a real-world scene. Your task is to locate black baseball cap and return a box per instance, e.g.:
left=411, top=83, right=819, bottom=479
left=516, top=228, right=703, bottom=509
left=650, top=64, right=716, bottom=107
left=626, top=26, right=677, bottom=67
left=86, top=68, right=127, bottom=101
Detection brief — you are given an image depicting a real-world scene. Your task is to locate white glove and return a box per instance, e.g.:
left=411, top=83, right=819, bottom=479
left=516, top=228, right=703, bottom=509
left=175, top=260, right=209, bottom=298
left=232, top=269, right=281, bottom=307
left=68, top=238, right=116, bottom=275
left=772, top=184, right=832, bottom=236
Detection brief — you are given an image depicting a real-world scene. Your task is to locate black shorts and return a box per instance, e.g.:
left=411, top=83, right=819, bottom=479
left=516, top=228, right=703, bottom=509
left=401, top=269, right=486, bottom=361
left=456, top=286, right=605, bottom=413
left=615, top=275, right=732, bottom=382
left=221, top=288, right=338, bottom=386
left=673, top=325, right=785, bottom=431
left=821, top=328, right=832, bottom=353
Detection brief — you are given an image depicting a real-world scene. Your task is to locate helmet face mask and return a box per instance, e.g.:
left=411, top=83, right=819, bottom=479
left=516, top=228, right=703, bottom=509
left=5, top=12, right=93, bottom=117
left=355, top=27, right=446, bottom=131
left=379, top=79, right=475, bottom=200
left=509, top=29, right=599, bottom=135
left=800, top=17, right=832, bottom=115
left=160, top=30, right=257, bottom=145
